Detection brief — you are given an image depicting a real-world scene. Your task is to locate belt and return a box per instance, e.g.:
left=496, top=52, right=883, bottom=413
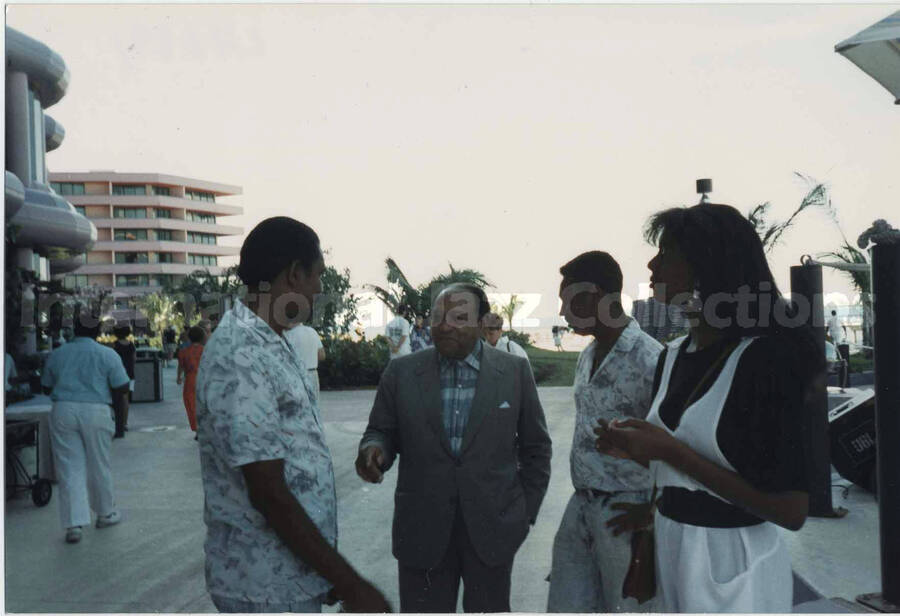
left=658, top=487, right=764, bottom=528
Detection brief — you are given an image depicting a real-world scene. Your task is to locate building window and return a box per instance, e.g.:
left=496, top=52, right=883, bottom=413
left=73, top=206, right=87, bottom=216
left=154, top=208, right=171, bottom=219
left=188, top=254, right=218, bottom=266
left=187, top=232, right=217, bottom=245
left=113, top=299, right=132, bottom=311
left=51, top=182, right=86, bottom=196
left=152, top=274, right=174, bottom=288
left=114, top=207, right=148, bottom=219
left=115, top=252, right=149, bottom=264
left=116, top=274, right=150, bottom=287
left=155, top=230, right=173, bottom=241
left=157, top=253, right=174, bottom=263
left=63, top=274, right=89, bottom=289
left=187, top=211, right=217, bottom=224
left=185, top=190, right=216, bottom=203
left=150, top=185, right=171, bottom=196
left=112, top=184, right=147, bottom=196
left=114, top=229, right=148, bottom=241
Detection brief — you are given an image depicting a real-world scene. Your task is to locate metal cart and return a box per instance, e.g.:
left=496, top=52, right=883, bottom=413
left=5, top=418, right=52, bottom=507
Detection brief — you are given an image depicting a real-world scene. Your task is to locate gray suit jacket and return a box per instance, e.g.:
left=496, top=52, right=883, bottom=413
left=359, top=344, right=552, bottom=569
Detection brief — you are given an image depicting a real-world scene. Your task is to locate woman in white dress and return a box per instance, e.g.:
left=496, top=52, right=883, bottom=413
left=595, top=203, right=821, bottom=613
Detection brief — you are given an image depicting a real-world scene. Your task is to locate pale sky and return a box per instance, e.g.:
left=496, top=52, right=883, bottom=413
left=7, top=3, right=899, bottom=330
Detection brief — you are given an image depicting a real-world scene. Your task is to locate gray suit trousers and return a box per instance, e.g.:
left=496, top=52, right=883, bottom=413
left=399, top=505, right=513, bottom=613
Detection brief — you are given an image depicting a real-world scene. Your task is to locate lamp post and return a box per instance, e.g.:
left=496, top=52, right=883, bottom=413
left=791, top=259, right=848, bottom=519
left=857, top=227, right=900, bottom=612
left=696, top=178, right=712, bottom=204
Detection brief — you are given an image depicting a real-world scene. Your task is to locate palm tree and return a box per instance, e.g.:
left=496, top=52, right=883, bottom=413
left=165, top=265, right=242, bottom=321
left=496, top=294, right=523, bottom=332
left=136, top=292, right=183, bottom=337
left=368, top=259, right=492, bottom=320
left=818, top=236, right=873, bottom=350
left=747, top=173, right=834, bottom=254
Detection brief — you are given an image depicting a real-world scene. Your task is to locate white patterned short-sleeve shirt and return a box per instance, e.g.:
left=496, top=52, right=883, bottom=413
left=570, top=318, right=663, bottom=493
left=196, top=300, right=337, bottom=604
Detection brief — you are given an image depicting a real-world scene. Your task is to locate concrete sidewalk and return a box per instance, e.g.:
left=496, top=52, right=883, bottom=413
left=4, top=366, right=883, bottom=612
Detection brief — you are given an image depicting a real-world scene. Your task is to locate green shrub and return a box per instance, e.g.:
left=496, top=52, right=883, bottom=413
left=505, top=329, right=532, bottom=348
left=530, top=361, right=558, bottom=384
left=319, top=336, right=390, bottom=389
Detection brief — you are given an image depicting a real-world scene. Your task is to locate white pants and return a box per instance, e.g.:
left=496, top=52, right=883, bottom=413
left=547, top=490, right=654, bottom=613
left=49, top=401, right=117, bottom=529
left=655, top=511, right=793, bottom=613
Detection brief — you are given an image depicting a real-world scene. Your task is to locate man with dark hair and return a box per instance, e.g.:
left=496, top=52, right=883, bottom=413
left=41, top=308, right=130, bottom=543
left=357, top=282, right=552, bottom=612
left=547, top=251, right=663, bottom=613
left=163, top=325, right=177, bottom=368
left=112, top=324, right=136, bottom=433
left=196, top=217, right=389, bottom=613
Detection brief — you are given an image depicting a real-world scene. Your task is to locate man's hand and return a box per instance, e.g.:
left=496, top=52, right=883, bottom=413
left=355, top=446, right=385, bottom=483
left=606, top=501, right=654, bottom=537
left=338, top=578, right=392, bottom=613
left=176, top=377, right=183, bottom=385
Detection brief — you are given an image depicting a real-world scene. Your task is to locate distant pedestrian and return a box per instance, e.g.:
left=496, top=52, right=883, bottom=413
left=177, top=327, right=190, bottom=356
left=196, top=217, right=390, bottom=613
left=828, top=310, right=850, bottom=388
left=481, top=312, right=529, bottom=360
left=176, top=326, right=206, bottom=439
left=284, top=324, right=325, bottom=400
left=409, top=315, right=433, bottom=353
left=385, top=312, right=411, bottom=360
left=552, top=326, right=565, bottom=351
left=162, top=326, right=177, bottom=368
left=41, top=309, right=129, bottom=544
left=112, top=325, right=136, bottom=434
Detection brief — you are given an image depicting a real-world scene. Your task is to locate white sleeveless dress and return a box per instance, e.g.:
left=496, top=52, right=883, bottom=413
left=646, top=336, right=793, bottom=613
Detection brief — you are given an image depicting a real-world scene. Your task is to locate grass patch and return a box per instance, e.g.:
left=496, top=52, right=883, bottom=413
left=849, top=354, right=874, bottom=373
left=525, top=346, right=579, bottom=387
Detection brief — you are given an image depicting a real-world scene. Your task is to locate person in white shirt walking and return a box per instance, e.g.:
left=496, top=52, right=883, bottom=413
left=827, top=309, right=850, bottom=387
left=547, top=251, right=663, bottom=613
left=41, top=309, right=130, bottom=544
left=284, top=324, right=325, bottom=400
left=481, top=312, right=529, bottom=361
left=385, top=313, right=411, bottom=359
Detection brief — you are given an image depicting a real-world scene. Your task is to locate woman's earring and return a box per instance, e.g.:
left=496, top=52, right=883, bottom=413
left=688, top=283, right=703, bottom=313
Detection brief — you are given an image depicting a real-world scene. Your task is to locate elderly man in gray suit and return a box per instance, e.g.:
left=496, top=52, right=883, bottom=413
left=356, top=283, right=552, bottom=613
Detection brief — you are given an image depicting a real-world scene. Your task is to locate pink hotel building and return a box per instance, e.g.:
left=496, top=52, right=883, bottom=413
left=48, top=171, right=244, bottom=298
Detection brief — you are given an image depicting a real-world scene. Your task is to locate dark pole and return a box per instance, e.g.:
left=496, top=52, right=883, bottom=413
left=858, top=242, right=900, bottom=612
left=791, top=262, right=846, bottom=518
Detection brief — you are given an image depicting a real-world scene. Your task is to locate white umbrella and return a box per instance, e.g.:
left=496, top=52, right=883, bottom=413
left=835, top=11, right=900, bottom=104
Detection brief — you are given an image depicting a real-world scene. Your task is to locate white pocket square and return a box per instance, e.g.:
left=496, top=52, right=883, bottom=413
left=499, top=401, right=511, bottom=409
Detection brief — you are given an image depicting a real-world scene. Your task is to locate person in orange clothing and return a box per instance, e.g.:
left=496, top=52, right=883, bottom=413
left=176, top=325, right=206, bottom=440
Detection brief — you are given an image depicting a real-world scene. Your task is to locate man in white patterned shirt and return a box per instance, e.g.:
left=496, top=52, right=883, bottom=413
left=547, top=251, right=663, bottom=613
left=196, top=217, right=389, bottom=613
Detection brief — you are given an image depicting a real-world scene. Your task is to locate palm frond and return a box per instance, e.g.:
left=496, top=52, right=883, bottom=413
left=366, top=284, right=401, bottom=314
left=817, top=242, right=871, bottom=294
left=384, top=258, right=416, bottom=294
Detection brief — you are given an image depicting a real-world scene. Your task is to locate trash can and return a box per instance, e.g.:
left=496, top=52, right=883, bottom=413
left=133, top=347, right=163, bottom=402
